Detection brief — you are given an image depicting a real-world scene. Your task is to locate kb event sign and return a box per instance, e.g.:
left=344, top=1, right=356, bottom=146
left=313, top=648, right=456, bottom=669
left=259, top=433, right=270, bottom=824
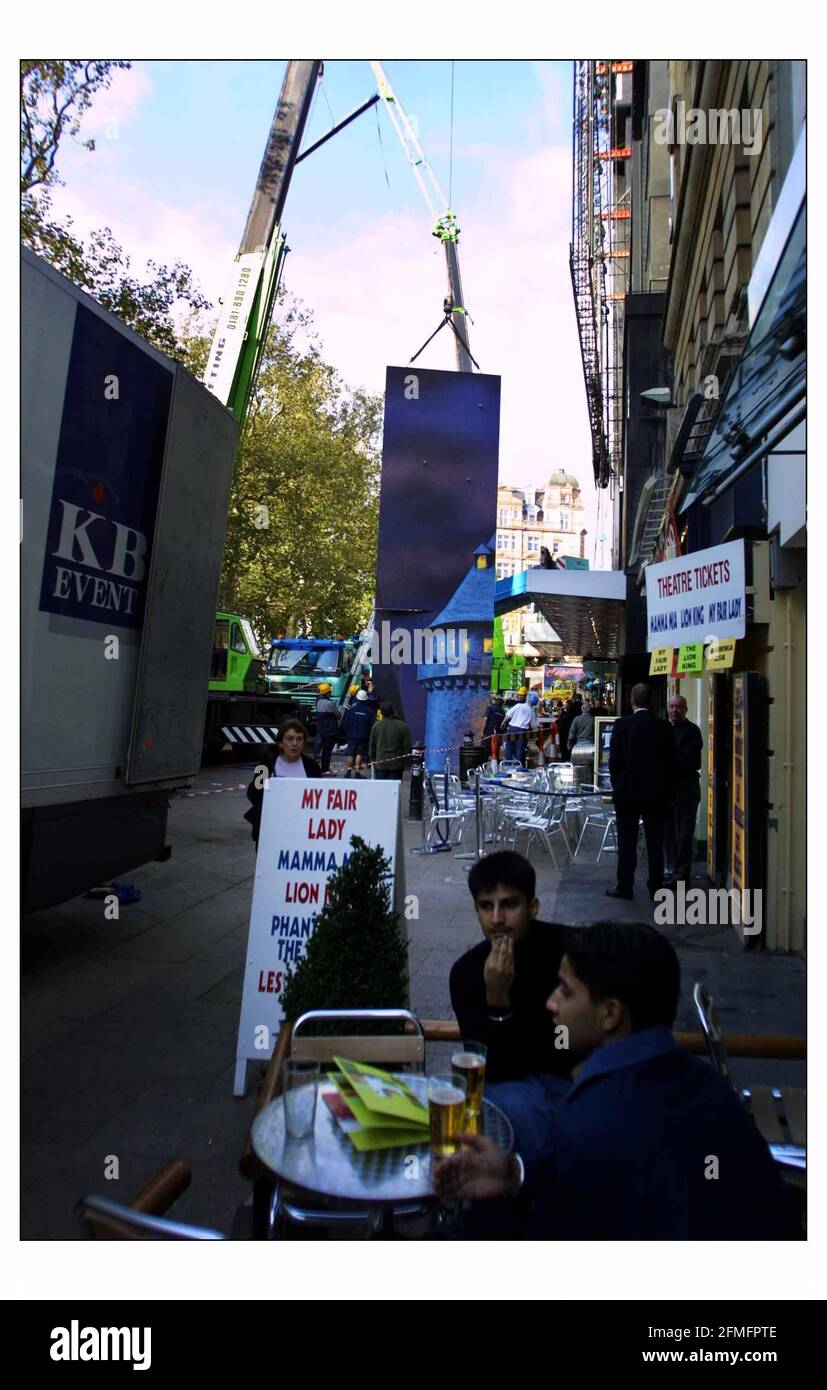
left=645, top=540, right=746, bottom=652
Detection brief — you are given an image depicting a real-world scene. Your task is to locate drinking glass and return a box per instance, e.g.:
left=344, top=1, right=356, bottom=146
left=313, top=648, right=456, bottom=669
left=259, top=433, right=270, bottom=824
left=283, top=1060, right=320, bottom=1139
left=428, top=1073, right=467, bottom=1157
left=450, top=1041, right=487, bottom=1133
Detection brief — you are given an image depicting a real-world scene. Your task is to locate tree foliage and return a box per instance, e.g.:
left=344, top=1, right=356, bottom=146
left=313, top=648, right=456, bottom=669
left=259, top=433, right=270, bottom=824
left=280, top=836, right=409, bottom=1028
left=21, top=60, right=212, bottom=357
left=211, top=290, right=382, bottom=642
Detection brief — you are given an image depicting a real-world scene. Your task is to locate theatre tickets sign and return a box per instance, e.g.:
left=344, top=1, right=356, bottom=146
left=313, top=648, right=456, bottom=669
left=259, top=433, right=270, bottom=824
left=233, top=778, right=404, bottom=1095
left=645, top=540, right=746, bottom=651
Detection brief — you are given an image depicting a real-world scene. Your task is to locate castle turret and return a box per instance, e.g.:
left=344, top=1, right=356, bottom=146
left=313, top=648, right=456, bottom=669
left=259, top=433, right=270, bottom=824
left=417, top=539, right=495, bottom=773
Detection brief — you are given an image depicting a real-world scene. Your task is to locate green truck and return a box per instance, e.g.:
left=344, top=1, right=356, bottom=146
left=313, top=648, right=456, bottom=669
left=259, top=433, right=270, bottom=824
left=205, top=618, right=371, bottom=753
left=204, top=612, right=297, bottom=754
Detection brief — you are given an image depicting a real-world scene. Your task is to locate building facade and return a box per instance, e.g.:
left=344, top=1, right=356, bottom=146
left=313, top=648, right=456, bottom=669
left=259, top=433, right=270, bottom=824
left=495, top=474, right=588, bottom=658
left=624, top=60, right=805, bottom=951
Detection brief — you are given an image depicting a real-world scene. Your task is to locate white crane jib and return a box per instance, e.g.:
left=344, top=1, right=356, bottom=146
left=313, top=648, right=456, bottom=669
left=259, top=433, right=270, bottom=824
left=370, top=61, right=474, bottom=373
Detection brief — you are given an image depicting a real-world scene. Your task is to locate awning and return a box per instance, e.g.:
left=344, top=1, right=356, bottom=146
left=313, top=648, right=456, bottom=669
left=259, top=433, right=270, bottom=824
left=495, top=569, right=626, bottom=659
left=680, top=195, right=805, bottom=511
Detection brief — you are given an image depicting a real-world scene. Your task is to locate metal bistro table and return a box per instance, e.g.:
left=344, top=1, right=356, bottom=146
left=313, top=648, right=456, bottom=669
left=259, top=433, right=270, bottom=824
left=252, top=1073, right=514, bottom=1236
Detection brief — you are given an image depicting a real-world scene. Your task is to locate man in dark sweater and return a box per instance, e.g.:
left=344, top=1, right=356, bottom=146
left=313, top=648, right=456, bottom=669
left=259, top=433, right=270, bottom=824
left=449, top=852, right=572, bottom=1165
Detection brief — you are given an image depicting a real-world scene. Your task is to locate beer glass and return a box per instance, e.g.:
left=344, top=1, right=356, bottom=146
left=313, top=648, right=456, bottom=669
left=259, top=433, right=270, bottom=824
left=428, top=1073, right=467, bottom=1157
left=283, top=1060, right=320, bottom=1139
left=451, top=1041, right=487, bottom=1133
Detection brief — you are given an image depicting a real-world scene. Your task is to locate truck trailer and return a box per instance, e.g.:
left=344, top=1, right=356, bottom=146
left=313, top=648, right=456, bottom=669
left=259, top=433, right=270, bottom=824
left=22, top=247, right=239, bottom=911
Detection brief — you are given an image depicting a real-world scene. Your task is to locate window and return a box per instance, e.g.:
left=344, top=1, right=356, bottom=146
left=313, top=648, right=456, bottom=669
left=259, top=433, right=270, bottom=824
left=561, top=493, right=569, bottom=504
left=527, top=535, right=540, bottom=552
left=496, top=562, right=505, bottom=579
left=230, top=623, right=247, bottom=655
left=552, top=542, right=560, bottom=554
left=211, top=620, right=229, bottom=680
left=560, top=510, right=570, bottom=530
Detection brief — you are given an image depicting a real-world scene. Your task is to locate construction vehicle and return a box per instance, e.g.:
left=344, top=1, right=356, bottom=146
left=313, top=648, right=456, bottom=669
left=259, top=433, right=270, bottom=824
left=263, top=633, right=373, bottom=723
left=203, top=611, right=297, bottom=754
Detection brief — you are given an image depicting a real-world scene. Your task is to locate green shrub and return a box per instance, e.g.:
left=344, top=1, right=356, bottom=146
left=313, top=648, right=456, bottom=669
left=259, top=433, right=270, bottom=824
left=280, top=835, right=409, bottom=1033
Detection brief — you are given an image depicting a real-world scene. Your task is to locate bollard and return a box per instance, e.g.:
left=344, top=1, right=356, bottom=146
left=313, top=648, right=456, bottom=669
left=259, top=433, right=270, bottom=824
left=408, top=742, right=425, bottom=820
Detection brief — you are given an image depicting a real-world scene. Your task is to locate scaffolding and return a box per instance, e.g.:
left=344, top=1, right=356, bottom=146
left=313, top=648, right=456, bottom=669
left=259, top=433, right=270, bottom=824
left=570, top=60, right=633, bottom=492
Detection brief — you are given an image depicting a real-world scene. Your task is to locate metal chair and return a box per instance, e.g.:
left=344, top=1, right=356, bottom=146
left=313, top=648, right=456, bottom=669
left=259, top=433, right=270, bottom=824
left=692, top=981, right=732, bottom=1083
left=424, top=773, right=476, bottom=850
left=266, top=1009, right=430, bottom=1239
left=511, top=792, right=572, bottom=868
left=573, top=794, right=615, bottom=860
left=693, top=982, right=806, bottom=1194
left=78, top=1161, right=226, bottom=1240
left=78, top=1196, right=226, bottom=1240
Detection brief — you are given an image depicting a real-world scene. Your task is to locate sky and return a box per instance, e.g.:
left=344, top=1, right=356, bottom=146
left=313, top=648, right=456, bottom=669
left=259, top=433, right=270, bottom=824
left=46, top=58, right=606, bottom=563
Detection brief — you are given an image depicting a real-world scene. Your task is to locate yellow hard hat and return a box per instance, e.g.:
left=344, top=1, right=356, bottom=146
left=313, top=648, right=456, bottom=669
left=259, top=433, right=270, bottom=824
left=518, top=686, right=528, bottom=696
left=349, top=685, right=359, bottom=696
left=318, top=682, right=332, bottom=694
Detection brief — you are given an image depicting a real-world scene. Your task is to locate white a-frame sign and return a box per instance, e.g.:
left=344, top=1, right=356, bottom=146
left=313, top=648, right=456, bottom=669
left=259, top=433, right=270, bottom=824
left=234, top=777, right=406, bottom=1095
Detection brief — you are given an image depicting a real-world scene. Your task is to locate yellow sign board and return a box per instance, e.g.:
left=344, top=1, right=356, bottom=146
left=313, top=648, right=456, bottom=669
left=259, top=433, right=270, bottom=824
left=704, top=637, right=736, bottom=670
left=677, top=643, right=704, bottom=674
left=649, top=647, right=672, bottom=676
left=549, top=681, right=575, bottom=702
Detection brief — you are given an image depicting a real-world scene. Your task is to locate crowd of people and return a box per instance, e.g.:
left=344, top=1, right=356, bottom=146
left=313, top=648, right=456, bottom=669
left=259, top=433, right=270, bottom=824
left=243, top=686, right=414, bottom=843
left=481, top=687, right=611, bottom=767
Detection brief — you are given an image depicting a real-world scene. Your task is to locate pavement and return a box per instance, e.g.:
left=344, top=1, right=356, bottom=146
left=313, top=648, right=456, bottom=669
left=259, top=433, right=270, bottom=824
left=21, top=757, right=805, bottom=1239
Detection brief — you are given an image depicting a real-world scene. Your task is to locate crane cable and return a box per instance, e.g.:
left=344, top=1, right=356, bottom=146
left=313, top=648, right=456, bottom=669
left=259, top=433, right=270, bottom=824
left=374, top=100, right=391, bottom=189
left=448, top=61, right=455, bottom=210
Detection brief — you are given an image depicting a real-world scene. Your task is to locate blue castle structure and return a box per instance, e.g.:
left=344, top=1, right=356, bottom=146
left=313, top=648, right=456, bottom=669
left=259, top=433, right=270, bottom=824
left=417, top=539, right=495, bottom=773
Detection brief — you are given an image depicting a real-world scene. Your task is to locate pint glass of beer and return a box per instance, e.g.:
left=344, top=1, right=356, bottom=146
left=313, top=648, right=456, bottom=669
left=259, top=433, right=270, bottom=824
left=428, top=1074, right=467, bottom=1157
left=451, top=1042, right=487, bottom=1133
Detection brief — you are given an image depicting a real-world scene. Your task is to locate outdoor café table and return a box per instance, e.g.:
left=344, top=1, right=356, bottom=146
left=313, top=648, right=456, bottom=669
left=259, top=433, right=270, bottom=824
left=251, top=1073, right=514, bottom=1234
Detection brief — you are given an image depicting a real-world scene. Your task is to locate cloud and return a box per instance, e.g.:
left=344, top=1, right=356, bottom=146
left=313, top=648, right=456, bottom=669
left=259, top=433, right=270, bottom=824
left=76, top=65, right=153, bottom=136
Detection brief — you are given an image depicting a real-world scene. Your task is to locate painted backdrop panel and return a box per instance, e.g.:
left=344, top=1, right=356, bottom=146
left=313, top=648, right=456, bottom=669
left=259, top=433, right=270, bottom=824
left=375, top=366, right=500, bottom=746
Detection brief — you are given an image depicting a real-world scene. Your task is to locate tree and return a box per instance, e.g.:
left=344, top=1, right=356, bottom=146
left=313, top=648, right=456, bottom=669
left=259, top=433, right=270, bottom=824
left=212, top=290, right=382, bottom=642
left=280, top=836, right=409, bottom=1029
left=21, top=60, right=212, bottom=359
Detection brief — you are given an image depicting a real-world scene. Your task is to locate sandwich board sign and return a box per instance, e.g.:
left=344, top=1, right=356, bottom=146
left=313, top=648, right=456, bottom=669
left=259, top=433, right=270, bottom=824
left=233, top=777, right=405, bottom=1095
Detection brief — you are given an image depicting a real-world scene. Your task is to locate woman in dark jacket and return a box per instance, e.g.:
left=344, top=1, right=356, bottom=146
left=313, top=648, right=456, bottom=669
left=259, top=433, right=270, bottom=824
left=244, top=718, right=322, bottom=846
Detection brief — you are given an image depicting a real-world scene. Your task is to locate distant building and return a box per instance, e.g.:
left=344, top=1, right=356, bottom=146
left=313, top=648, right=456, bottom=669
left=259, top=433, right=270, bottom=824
left=495, top=473, right=588, bottom=662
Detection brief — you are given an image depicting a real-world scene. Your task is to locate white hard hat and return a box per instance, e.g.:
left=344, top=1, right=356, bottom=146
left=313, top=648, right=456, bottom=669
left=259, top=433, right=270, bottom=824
left=355, top=689, right=369, bottom=701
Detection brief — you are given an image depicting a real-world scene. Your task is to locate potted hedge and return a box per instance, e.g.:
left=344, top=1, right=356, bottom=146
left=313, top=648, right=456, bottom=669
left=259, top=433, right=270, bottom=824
left=280, top=835, right=409, bottom=1034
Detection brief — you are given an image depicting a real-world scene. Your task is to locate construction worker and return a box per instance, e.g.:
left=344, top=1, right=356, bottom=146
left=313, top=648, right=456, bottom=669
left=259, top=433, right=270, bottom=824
left=315, top=682, right=341, bottom=775
left=343, top=687, right=377, bottom=778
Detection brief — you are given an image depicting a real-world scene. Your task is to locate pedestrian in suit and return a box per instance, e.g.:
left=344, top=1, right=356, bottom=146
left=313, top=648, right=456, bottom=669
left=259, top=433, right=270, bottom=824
left=664, top=694, right=703, bottom=886
left=607, top=683, right=676, bottom=900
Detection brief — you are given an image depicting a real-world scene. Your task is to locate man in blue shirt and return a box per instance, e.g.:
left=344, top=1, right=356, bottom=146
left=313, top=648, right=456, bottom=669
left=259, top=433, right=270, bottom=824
left=435, top=921, right=801, bottom=1239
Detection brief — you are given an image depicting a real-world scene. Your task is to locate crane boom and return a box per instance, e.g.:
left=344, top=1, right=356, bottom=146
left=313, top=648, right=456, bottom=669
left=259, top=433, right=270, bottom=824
left=204, top=60, right=321, bottom=421
left=370, top=61, right=474, bottom=372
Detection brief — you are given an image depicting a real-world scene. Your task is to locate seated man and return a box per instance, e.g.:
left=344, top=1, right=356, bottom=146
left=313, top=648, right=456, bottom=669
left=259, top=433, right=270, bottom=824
left=449, top=852, right=573, bottom=1166
left=438, top=921, right=802, bottom=1240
